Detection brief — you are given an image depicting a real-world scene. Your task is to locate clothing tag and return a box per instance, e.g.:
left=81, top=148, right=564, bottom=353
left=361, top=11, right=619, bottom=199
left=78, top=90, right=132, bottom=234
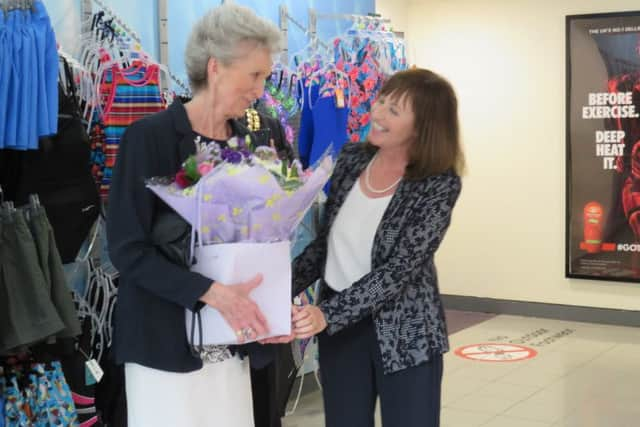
left=85, top=359, right=104, bottom=386
left=85, top=364, right=96, bottom=386
left=335, top=89, right=345, bottom=109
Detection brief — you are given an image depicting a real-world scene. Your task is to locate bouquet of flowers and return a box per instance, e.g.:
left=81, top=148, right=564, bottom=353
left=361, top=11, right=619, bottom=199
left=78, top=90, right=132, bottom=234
left=146, top=134, right=333, bottom=345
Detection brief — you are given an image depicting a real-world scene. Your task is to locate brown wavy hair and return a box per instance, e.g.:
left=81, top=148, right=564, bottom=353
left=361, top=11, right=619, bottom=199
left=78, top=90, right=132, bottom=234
left=366, top=68, right=465, bottom=179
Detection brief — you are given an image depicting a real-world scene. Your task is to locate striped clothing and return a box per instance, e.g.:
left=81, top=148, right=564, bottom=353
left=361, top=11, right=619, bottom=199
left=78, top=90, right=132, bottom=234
left=90, top=123, right=106, bottom=189
left=97, top=62, right=165, bottom=200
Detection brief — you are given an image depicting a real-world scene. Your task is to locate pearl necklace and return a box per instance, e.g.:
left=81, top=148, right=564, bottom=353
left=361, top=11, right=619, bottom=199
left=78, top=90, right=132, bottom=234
left=364, top=153, right=403, bottom=194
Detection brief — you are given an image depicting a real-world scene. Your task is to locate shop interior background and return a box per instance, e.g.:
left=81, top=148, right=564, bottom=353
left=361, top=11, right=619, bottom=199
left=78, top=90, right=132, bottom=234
left=44, top=0, right=376, bottom=94
left=43, top=0, right=640, bottom=316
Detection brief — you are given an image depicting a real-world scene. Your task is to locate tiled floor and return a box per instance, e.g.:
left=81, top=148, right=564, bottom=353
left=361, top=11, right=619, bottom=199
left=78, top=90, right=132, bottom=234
left=282, top=314, right=640, bottom=427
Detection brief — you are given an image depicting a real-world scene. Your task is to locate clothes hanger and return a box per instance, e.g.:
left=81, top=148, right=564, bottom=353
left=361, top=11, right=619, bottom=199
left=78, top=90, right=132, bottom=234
left=289, top=31, right=331, bottom=76
left=28, top=193, right=40, bottom=217
left=86, top=33, right=147, bottom=128
left=91, top=0, right=141, bottom=44
left=1, top=200, right=16, bottom=215
left=58, top=46, right=95, bottom=113
left=307, top=61, right=351, bottom=110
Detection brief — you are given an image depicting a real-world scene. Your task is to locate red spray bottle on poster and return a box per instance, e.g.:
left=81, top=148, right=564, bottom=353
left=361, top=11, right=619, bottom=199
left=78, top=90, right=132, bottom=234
left=583, top=201, right=604, bottom=253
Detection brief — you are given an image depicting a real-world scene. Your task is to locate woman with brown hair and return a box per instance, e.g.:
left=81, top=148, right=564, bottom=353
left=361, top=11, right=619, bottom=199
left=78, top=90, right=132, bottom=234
left=290, top=68, right=465, bottom=427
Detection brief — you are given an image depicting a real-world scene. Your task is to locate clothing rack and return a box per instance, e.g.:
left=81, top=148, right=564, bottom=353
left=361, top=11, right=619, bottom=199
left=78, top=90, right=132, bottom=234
left=81, top=0, right=191, bottom=96
left=158, top=0, right=169, bottom=92
left=306, top=9, right=330, bottom=52
left=89, top=0, right=141, bottom=44
left=309, top=10, right=392, bottom=44
left=58, top=46, right=88, bottom=73
left=313, top=12, right=391, bottom=23
left=279, top=5, right=330, bottom=64
left=166, top=69, right=191, bottom=97
left=97, top=0, right=190, bottom=95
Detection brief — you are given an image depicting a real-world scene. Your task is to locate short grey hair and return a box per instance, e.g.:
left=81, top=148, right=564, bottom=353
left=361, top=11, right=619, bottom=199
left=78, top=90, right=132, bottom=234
left=185, top=3, right=282, bottom=93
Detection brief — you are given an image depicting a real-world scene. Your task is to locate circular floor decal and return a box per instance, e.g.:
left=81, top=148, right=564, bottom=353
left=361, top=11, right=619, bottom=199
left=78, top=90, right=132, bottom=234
left=454, top=343, right=537, bottom=362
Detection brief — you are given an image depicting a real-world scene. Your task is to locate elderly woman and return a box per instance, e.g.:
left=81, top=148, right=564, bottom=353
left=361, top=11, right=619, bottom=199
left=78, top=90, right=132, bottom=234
left=107, top=4, right=282, bottom=427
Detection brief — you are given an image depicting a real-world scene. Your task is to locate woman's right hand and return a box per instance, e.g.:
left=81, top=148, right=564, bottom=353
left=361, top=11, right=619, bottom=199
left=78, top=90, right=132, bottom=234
left=199, top=273, right=269, bottom=343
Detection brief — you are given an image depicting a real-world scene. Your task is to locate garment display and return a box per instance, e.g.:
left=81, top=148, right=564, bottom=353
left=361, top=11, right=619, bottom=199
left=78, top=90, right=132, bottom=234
left=9, top=57, right=100, bottom=265
left=258, top=79, right=299, bottom=149
left=96, top=61, right=164, bottom=200
left=0, top=201, right=80, bottom=354
left=0, top=6, right=134, bottom=424
left=26, top=206, right=82, bottom=339
left=294, top=22, right=406, bottom=175
left=58, top=9, right=176, bottom=203
left=0, top=361, right=79, bottom=426
left=0, top=1, right=58, bottom=150
left=0, top=206, right=65, bottom=354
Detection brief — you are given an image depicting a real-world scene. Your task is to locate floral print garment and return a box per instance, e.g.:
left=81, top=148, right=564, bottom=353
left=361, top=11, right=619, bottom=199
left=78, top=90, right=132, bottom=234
left=333, top=37, right=386, bottom=143
left=3, top=362, right=79, bottom=427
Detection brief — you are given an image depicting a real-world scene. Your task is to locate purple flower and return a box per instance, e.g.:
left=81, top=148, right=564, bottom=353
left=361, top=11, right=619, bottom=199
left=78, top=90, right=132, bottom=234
left=240, top=149, right=252, bottom=159
left=221, top=148, right=243, bottom=164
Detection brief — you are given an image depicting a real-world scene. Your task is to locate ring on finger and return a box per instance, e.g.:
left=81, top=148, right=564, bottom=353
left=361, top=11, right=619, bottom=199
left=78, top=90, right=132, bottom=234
left=242, top=327, right=254, bottom=340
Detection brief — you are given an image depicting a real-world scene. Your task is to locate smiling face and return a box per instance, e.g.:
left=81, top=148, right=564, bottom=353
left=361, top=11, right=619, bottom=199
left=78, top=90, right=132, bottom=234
left=208, top=41, right=273, bottom=118
left=365, top=68, right=464, bottom=179
left=368, top=91, right=417, bottom=153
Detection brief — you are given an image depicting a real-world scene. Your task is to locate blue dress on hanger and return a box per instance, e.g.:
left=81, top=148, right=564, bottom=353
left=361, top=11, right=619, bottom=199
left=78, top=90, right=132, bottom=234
left=0, top=2, right=58, bottom=150
left=298, top=77, right=349, bottom=194
left=310, top=93, right=348, bottom=169
left=33, top=0, right=59, bottom=138
left=297, top=80, right=319, bottom=169
left=3, top=8, right=20, bottom=149
left=298, top=80, right=349, bottom=164
left=0, top=9, right=7, bottom=149
left=19, top=7, right=39, bottom=150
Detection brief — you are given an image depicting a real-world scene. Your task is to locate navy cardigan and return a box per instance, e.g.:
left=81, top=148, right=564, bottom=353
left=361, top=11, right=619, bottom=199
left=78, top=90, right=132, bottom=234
left=107, top=100, right=274, bottom=372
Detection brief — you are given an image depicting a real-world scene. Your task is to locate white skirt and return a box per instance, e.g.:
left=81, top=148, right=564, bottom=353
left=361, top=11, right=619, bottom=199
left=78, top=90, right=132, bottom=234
left=125, top=357, right=255, bottom=427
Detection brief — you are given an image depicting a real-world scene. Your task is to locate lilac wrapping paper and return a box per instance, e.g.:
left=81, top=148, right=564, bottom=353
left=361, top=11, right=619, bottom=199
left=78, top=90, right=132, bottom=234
left=146, top=156, right=333, bottom=244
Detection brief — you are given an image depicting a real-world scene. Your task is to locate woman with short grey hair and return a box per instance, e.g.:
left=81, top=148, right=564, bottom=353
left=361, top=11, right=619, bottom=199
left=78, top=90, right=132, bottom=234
left=185, top=3, right=281, bottom=93
left=107, top=4, right=288, bottom=426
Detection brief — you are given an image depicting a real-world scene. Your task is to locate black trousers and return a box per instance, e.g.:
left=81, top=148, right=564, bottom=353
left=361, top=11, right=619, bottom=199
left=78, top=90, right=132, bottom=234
left=318, top=318, right=443, bottom=427
left=251, top=343, right=297, bottom=427
left=251, top=364, right=281, bottom=427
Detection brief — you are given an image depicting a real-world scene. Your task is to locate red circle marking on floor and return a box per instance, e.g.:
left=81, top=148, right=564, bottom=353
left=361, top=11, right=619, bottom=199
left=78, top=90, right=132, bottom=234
left=454, top=343, right=537, bottom=362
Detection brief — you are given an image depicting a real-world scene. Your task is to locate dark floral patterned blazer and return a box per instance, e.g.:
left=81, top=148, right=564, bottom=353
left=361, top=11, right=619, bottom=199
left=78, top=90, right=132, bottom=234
left=292, top=142, right=461, bottom=374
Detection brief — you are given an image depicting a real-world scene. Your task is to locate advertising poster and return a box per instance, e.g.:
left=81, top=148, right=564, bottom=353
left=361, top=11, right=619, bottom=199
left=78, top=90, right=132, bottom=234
left=566, top=11, right=640, bottom=281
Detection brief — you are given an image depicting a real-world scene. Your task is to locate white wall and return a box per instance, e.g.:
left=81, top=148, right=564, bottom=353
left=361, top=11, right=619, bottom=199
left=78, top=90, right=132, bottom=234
left=401, top=0, right=640, bottom=310
left=376, top=0, right=409, bottom=34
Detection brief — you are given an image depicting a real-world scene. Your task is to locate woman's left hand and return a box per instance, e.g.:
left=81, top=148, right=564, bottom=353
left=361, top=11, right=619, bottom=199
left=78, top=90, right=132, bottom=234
left=292, top=305, right=327, bottom=339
